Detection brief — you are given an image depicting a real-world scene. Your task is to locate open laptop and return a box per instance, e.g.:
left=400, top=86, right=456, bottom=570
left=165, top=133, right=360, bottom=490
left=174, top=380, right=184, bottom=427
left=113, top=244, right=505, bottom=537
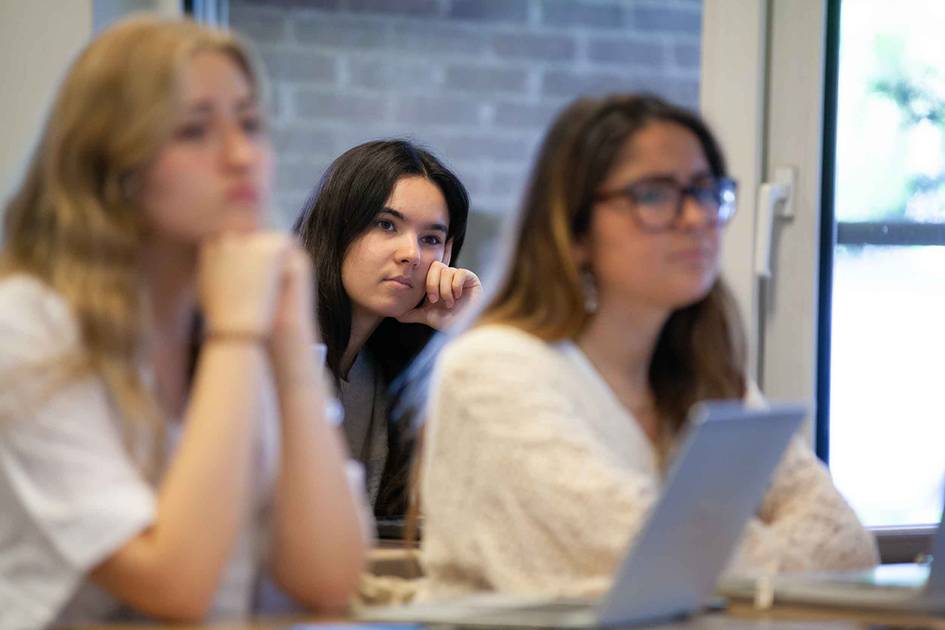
left=357, top=401, right=806, bottom=628
left=719, top=496, right=945, bottom=614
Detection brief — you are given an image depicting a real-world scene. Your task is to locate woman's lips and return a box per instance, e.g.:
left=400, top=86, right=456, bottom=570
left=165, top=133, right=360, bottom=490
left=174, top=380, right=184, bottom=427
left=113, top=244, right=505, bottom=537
left=225, top=185, right=260, bottom=205
left=669, top=247, right=715, bottom=264
left=384, top=276, right=415, bottom=289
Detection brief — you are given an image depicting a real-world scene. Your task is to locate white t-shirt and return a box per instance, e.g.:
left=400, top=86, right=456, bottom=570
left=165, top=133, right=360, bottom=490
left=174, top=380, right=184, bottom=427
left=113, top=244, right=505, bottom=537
left=0, top=275, right=286, bottom=629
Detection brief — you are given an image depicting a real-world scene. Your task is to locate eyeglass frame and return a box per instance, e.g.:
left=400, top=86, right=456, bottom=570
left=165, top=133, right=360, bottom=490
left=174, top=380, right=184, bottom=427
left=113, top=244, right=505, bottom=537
left=593, top=175, right=738, bottom=233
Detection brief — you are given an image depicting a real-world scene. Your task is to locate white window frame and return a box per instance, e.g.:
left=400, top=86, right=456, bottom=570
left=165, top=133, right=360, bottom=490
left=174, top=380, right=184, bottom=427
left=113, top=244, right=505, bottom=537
left=701, top=0, right=826, bottom=414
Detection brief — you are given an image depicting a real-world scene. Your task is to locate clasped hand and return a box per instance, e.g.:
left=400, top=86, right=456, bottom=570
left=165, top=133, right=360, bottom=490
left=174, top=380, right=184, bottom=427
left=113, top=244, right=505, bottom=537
left=198, top=232, right=315, bottom=350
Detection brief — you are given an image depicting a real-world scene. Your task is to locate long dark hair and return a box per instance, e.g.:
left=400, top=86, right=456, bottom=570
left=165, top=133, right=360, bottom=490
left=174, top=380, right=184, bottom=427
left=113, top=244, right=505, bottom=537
left=294, top=139, right=469, bottom=517
left=483, top=94, right=745, bottom=437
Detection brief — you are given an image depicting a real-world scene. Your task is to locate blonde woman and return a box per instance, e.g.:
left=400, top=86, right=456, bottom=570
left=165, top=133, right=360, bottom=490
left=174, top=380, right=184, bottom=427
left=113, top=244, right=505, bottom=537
left=418, top=95, right=877, bottom=599
left=0, top=17, right=366, bottom=627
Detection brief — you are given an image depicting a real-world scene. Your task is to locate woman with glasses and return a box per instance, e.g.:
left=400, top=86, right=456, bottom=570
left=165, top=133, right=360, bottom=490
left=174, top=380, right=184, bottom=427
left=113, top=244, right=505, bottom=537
left=417, top=95, right=877, bottom=599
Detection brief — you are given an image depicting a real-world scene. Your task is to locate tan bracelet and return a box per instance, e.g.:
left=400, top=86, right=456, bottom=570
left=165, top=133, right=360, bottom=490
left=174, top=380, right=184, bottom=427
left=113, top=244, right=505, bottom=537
left=205, top=330, right=269, bottom=344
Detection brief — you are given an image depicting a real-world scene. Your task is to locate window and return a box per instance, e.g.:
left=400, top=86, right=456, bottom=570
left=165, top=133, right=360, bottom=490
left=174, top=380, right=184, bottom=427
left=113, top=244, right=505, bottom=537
left=703, top=0, right=943, bottom=546
left=829, top=0, right=945, bottom=528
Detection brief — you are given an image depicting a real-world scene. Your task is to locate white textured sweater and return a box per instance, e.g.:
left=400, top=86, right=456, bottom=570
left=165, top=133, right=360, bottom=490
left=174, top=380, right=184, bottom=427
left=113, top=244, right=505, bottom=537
left=418, top=325, right=878, bottom=600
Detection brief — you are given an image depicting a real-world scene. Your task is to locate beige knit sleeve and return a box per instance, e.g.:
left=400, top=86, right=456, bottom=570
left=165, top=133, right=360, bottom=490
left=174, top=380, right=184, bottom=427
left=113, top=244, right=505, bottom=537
left=730, top=382, right=879, bottom=573
left=420, top=329, right=658, bottom=599
left=731, top=436, right=879, bottom=575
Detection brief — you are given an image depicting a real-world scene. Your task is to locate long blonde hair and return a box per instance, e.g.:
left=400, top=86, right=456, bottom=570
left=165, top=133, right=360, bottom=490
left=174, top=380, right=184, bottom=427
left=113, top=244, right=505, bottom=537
left=1, top=16, right=265, bottom=476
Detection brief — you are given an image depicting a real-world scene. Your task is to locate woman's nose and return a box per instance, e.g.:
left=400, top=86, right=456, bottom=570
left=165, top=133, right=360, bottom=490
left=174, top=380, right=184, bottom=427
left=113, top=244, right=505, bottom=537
left=396, top=234, right=421, bottom=265
left=677, top=194, right=713, bottom=231
left=222, top=124, right=258, bottom=170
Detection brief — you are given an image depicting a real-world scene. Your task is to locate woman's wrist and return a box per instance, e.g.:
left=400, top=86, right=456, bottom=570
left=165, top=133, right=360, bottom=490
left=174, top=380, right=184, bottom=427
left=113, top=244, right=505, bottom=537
left=205, top=329, right=269, bottom=344
left=270, top=327, right=318, bottom=380
left=271, top=323, right=316, bottom=354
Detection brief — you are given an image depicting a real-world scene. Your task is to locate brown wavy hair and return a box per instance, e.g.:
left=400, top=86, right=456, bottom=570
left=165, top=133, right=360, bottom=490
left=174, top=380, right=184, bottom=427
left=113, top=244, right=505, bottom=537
left=480, top=94, right=746, bottom=436
left=0, top=16, right=265, bottom=477
left=402, top=95, right=747, bottom=545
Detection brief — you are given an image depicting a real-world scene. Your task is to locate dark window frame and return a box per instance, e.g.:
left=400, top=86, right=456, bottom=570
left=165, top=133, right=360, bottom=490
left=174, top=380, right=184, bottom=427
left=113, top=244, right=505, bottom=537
left=837, top=222, right=945, bottom=247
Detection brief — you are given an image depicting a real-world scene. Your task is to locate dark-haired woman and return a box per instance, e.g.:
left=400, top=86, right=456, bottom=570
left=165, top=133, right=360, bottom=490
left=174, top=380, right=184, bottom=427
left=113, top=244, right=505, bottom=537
left=295, top=140, right=479, bottom=518
left=418, top=95, right=877, bottom=599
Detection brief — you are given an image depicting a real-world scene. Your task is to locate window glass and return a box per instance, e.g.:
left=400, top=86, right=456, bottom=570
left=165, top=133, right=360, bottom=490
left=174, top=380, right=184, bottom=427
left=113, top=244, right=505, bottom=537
left=831, top=0, right=945, bottom=527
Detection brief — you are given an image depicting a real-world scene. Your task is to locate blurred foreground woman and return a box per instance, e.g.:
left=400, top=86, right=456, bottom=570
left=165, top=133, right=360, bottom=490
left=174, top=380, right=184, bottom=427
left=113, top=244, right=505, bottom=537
left=0, top=16, right=366, bottom=627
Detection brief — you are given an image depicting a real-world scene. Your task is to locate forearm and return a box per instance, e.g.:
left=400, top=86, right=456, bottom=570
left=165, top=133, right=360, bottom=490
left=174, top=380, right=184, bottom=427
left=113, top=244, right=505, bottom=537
left=269, top=338, right=368, bottom=611
left=750, top=441, right=879, bottom=571
left=91, top=340, right=267, bottom=618
left=758, top=496, right=878, bottom=571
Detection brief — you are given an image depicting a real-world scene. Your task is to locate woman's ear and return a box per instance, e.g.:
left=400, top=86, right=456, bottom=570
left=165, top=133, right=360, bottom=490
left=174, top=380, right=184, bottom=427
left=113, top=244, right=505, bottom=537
left=442, top=239, right=453, bottom=265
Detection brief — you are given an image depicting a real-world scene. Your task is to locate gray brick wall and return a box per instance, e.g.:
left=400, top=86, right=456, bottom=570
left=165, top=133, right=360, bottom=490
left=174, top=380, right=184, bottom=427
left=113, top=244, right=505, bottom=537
left=230, top=0, right=702, bottom=273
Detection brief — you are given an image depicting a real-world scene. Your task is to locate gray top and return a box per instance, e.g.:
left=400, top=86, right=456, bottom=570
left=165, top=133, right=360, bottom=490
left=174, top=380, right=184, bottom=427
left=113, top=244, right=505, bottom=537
left=338, top=350, right=389, bottom=508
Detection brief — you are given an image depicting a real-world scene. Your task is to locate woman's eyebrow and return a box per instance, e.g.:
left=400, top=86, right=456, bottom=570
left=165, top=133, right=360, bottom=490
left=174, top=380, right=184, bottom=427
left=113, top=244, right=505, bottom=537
left=182, top=101, right=214, bottom=115
left=181, top=96, right=256, bottom=116
left=235, top=96, right=258, bottom=112
left=379, top=208, right=448, bottom=234
left=629, top=170, right=715, bottom=184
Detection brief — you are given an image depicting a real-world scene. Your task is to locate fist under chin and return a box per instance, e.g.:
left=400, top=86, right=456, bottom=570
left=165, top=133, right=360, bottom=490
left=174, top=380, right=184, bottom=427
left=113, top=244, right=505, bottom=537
left=216, top=210, right=265, bottom=235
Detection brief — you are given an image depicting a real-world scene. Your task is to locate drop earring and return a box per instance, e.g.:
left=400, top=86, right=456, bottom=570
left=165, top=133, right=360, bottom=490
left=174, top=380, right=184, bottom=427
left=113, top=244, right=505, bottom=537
left=582, top=269, right=598, bottom=314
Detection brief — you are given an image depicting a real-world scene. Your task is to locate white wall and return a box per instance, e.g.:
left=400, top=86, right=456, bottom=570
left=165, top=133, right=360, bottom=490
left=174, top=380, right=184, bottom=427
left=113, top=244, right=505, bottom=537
left=0, top=0, right=182, bottom=209
left=0, top=1, right=94, bottom=206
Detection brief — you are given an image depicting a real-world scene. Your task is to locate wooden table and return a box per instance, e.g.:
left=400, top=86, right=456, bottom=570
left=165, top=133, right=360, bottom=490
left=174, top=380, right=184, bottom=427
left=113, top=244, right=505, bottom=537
left=728, top=600, right=945, bottom=629
left=68, top=549, right=945, bottom=630
left=69, top=605, right=945, bottom=630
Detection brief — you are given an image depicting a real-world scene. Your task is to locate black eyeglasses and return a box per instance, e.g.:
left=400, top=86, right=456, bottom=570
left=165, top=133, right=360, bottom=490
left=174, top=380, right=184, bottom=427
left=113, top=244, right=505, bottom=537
left=594, top=176, right=737, bottom=232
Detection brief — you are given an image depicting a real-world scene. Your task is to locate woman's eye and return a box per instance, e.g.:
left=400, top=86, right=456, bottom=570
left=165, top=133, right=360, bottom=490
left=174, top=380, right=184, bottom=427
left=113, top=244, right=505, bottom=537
left=375, top=219, right=395, bottom=232
left=692, top=186, right=720, bottom=206
left=633, top=185, right=672, bottom=206
left=242, top=116, right=263, bottom=135
left=421, top=235, right=442, bottom=246
left=175, top=123, right=208, bottom=141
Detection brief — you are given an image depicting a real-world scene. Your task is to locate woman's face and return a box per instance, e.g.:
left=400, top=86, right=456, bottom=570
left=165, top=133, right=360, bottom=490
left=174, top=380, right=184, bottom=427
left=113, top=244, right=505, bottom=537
left=342, top=176, right=450, bottom=320
left=138, top=51, right=273, bottom=245
left=578, top=120, right=723, bottom=313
